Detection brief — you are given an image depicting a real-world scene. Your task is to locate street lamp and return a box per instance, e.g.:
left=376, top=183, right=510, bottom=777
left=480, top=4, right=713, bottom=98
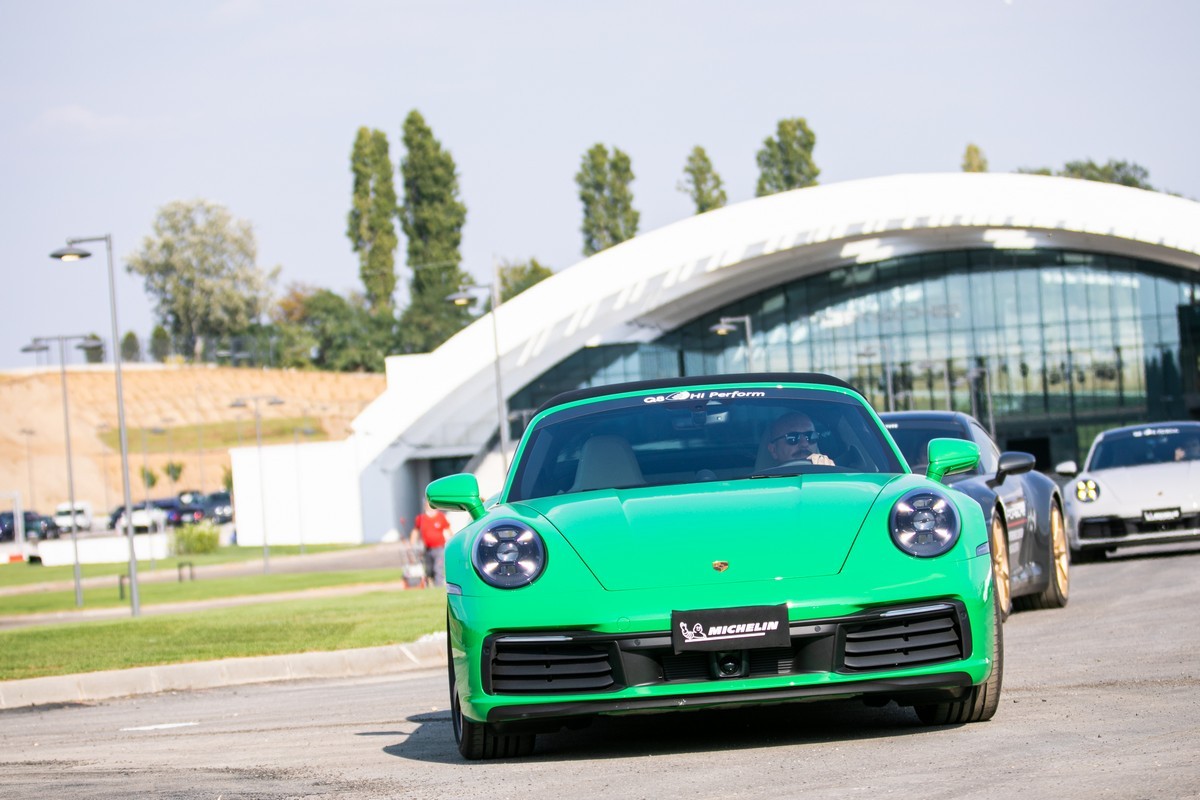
left=709, top=315, right=755, bottom=372
left=21, top=334, right=99, bottom=607
left=50, top=235, right=140, bottom=616
left=231, top=395, right=284, bottom=572
left=447, top=278, right=511, bottom=467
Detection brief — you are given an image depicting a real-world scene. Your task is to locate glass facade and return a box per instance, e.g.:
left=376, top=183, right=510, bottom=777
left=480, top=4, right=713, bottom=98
left=509, top=249, right=1200, bottom=467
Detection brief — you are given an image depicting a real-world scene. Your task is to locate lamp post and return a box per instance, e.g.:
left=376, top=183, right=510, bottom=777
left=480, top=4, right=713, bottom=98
left=858, top=343, right=895, bottom=412
left=21, top=334, right=98, bottom=607
left=231, top=395, right=284, bottom=572
left=709, top=315, right=755, bottom=372
left=19, top=428, right=36, bottom=511
left=447, top=277, right=511, bottom=467
left=51, top=235, right=140, bottom=616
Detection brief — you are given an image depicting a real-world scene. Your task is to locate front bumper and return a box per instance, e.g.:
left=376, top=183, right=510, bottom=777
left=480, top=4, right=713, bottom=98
left=1068, top=509, right=1200, bottom=551
left=450, top=568, right=996, bottom=727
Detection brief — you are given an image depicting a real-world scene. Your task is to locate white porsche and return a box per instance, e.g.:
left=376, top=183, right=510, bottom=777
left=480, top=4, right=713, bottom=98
left=1056, top=422, right=1200, bottom=561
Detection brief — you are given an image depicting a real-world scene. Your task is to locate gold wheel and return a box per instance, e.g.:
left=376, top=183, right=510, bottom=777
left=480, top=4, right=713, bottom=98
left=991, top=513, right=1012, bottom=620
left=1049, top=502, right=1069, bottom=601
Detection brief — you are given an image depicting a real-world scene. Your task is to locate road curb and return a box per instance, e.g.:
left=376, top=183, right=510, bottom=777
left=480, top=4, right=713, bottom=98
left=0, top=632, right=445, bottom=710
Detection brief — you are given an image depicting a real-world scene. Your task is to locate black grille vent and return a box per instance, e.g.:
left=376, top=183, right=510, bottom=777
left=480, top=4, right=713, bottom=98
left=490, top=643, right=615, bottom=693
left=842, top=613, right=963, bottom=671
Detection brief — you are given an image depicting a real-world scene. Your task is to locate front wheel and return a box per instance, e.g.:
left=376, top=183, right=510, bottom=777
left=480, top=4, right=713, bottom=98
left=914, top=589, right=1003, bottom=725
left=448, top=633, right=534, bottom=760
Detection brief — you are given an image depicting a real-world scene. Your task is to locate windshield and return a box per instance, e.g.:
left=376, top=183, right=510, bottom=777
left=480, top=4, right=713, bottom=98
left=1088, top=424, right=1200, bottom=470
left=882, top=418, right=969, bottom=474
left=508, top=385, right=903, bottom=501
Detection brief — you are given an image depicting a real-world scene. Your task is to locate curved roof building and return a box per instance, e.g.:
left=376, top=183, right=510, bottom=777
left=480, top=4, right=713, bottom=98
left=232, top=172, right=1200, bottom=544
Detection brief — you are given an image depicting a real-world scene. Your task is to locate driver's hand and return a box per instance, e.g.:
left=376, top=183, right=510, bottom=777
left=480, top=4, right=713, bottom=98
left=808, top=453, right=835, bottom=466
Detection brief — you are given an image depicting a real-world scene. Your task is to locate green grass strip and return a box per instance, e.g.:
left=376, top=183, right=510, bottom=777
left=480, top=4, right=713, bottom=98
left=1, top=569, right=406, bottom=615
left=0, top=589, right=445, bottom=682
left=0, top=545, right=356, bottom=588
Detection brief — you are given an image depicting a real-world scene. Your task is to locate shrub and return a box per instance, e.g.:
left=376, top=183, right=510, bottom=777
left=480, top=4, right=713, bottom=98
left=173, top=520, right=220, bottom=555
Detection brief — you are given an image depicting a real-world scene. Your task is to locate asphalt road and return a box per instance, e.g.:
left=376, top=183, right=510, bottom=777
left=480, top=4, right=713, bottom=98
left=2, top=545, right=1198, bottom=799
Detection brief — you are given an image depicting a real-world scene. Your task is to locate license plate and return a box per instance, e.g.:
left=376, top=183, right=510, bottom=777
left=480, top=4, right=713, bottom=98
left=1143, top=507, right=1181, bottom=523
left=671, top=604, right=790, bottom=653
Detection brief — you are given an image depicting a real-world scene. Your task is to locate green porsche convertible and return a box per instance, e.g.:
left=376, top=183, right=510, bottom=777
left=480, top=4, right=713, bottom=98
left=428, top=373, right=1002, bottom=759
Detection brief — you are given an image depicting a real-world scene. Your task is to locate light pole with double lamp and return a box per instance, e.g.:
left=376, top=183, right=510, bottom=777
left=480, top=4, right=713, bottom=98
left=20, top=334, right=99, bottom=607
left=709, top=315, right=755, bottom=372
left=50, top=235, right=141, bottom=616
left=447, top=279, right=511, bottom=467
left=231, top=395, right=284, bottom=572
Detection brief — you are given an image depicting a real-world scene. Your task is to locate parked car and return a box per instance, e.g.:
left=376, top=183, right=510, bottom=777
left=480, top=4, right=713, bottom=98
left=1055, top=421, right=1200, bottom=562
left=149, top=498, right=207, bottom=527
left=53, top=501, right=93, bottom=532
left=201, top=491, right=233, bottom=524
left=432, top=373, right=1001, bottom=759
left=0, top=511, right=60, bottom=542
left=109, top=502, right=170, bottom=533
left=880, top=411, right=1069, bottom=619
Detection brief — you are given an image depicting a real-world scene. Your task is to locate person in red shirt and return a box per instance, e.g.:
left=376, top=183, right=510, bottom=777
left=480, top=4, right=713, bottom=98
left=408, top=500, right=450, bottom=588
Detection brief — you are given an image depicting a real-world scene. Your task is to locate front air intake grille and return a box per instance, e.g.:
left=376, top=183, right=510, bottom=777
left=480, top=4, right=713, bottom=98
left=489, top=642, right=616, bottom=694
left=841, top=612, right=963, bottom=671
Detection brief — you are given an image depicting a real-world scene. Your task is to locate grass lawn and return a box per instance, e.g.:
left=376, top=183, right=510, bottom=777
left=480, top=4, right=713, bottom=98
left=1, top=569, right=407, bottom=615
left=0, top=544, right=356, bottom=588
left=0, top=589, right=446, bottom=681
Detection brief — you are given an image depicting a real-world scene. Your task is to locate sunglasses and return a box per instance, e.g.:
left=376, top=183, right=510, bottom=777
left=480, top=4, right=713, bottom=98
left=773, top=430, right=820, bottom=445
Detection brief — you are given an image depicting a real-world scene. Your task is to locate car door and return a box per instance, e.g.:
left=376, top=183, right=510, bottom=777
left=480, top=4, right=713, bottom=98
left=969, top=420, right=1033, bottom=587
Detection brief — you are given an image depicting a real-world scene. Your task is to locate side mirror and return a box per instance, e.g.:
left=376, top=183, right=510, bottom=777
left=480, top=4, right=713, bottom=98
left=426, top=473, right=485, bottom=520
left=926, top=438, right=980, bottom=484
left=988, top=451, right=1036, bottom=487
left=1054, top=460, right=1079, bottom=477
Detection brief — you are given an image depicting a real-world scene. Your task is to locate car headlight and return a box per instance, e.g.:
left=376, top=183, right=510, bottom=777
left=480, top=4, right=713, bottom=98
left=889, top=489, right=961, bottom=558
left=1074, top=479, right=1099, bottom=502
left=471, top=519, right=547, bottom=588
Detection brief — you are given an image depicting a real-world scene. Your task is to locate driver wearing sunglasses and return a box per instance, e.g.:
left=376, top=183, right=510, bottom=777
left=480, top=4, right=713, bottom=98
left=766, top=412, right=835, bottom=466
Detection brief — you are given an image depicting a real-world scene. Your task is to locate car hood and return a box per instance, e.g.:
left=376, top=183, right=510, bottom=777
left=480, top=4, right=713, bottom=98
left=513, top=476, right=894, bottom=591
left=1086, top=461, right=1200, bottom=508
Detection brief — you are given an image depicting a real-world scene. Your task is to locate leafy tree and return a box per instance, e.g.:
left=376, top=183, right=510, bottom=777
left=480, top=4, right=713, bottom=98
left=141, top=466, right=158, bottom=491
left=499, top=258, right=554, bottom=303
left=165, top=461, right=184, bottom=486
left=678, top=146, right=727, bottom=213
left=272, top=283, right=390, bottom=371
left=576, top=143, right=639, bottom=256
left=1016, top=159, right=1154, bottom=190
left=127, top=199, right=279, bottom=360
left=222, top=465, right=233, bottom=493
left=396, top=110, right=472, bottom=353
left=82, top=333, right=105, bottom=364
left=149, top=325, right=171, bottom=363
left=347, top=127, right=399, bottom=313
left=755, top=118, right=819, bottom=197
left=962, top=143, right=988, bottom=173
left=1061, top=159, right=1153, bottom=190
left=120, top=331, right=141, bottom=363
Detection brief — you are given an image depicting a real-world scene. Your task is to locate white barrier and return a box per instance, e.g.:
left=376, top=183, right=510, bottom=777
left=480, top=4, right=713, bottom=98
left=36, top=533, right=171, bottom=566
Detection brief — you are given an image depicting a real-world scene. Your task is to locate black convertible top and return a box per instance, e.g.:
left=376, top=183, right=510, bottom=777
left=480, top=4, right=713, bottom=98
left=536, top=372, right=860, bottom=415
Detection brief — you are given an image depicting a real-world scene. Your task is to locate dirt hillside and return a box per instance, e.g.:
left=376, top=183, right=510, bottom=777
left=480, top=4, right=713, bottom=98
left=0, top=365, right=386, bottom=518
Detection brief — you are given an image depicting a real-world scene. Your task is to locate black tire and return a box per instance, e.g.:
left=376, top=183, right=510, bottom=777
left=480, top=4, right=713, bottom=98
left=1014, top=500, right=1070, bottom=611
left=914, top=588, right=1003, bottom=725
left=447, top=628, right=535, bottom=760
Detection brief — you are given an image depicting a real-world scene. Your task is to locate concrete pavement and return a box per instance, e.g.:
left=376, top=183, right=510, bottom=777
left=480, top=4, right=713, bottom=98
left=0, top=542, right=443, bottom=710
left=0, top=632, right=446, bottom=710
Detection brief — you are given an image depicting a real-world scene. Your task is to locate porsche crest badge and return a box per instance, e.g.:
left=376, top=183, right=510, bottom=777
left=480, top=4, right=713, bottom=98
left=712, top=560, right=729, bottom=573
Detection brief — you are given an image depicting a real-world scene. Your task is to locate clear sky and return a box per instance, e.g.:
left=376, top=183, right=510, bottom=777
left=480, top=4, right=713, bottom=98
left=2, top=0, right=1197, bottom=370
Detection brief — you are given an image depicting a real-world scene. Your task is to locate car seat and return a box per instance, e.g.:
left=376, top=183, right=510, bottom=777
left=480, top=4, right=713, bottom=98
left=569, top=435, right=646, bottom=492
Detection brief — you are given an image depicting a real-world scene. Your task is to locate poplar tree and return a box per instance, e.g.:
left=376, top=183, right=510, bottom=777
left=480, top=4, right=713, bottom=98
left=678, top=146, right=727, bottom=213
left=499, top=258, right=554, bottom=303
left=347, top=127, right=399, bottom=313
left=397, top=110, right=471, bottom=353
left=576, top=144, right=639, bottom=256
left=962, top=143, right=988, bottom=172
left=755, top=118, right=819, bottom=197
